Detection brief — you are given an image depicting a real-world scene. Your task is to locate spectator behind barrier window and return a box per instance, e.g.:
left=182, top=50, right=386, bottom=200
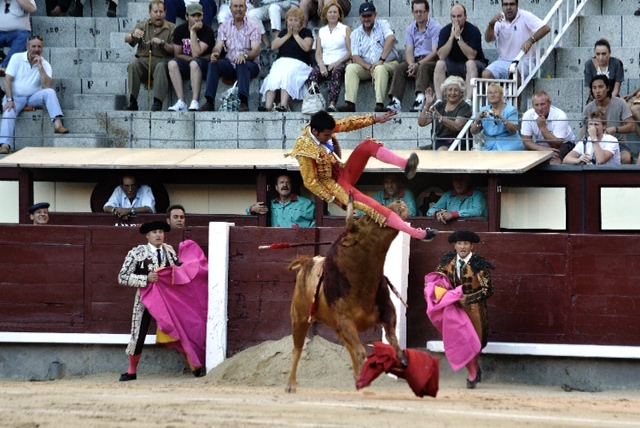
left=28, top=202, right=50, bottom=225
left=373, top=174, right=418, bottom=217
left=426, top=174, right=487, bottom=224
left=247, top=174, right=316, bottom=228
left=104, top=174, right=156, bottom=220
left=166, top=204, right=186, bottom=228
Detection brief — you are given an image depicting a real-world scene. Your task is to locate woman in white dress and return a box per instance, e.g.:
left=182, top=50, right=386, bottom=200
left=259, top=8, right=314, bottom=111
left=304, top=1, right=351, bottom=112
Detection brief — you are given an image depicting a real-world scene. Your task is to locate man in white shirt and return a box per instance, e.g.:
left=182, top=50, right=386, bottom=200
left=0, top=35, right=68, bottom=155
left=521, top=91, right=575, bottom=164
left=482, top=0, right=550, bottom=79
left=104, top=174, right=157, bottom=220
left=0, top=0, right=36, bottom=74
left=563, top=111, right=620, bottom=166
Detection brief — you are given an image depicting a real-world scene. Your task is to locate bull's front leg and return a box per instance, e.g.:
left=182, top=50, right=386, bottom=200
left=337, top=321, right=367, bottom=380
left=379, top=299, right=408, bottom=367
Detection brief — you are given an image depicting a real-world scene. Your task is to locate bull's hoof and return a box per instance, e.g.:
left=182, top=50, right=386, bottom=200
left=285, top=384, right=297, bottom=393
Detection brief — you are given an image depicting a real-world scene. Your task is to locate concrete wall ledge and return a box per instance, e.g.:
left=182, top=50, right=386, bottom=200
left=427, top=341, right=640, bottom=359
left=0, top=332, right=157, bottom=346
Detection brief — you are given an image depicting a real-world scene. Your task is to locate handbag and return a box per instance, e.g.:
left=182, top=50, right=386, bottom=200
left=301, top=82, right=326, bottom=115
left=219, top=81, right=240, bottom=112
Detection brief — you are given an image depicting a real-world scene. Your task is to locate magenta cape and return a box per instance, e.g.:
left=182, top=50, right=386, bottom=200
left=141, top=240, right=208, bottom=369
left=424, top=272, right=481, bottom=372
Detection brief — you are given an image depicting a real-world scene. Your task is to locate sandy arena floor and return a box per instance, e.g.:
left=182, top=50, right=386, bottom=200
left=2, top=337, right=639, bottom=427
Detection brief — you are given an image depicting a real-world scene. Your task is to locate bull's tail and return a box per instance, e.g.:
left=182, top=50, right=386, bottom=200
left=385, top=276, right=408, bottom=309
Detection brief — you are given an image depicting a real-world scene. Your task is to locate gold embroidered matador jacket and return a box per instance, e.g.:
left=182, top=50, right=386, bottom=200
left=436, top=251, right=495, bottom=348
left=290, top=114, right=387, bottom=225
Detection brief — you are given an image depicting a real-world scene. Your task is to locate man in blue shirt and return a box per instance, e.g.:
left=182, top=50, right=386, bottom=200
left=373, top=174, right=418, bottom=217
left=427, top=174, right=487, bottom=223
left=247, top=174, right=316, bottom=228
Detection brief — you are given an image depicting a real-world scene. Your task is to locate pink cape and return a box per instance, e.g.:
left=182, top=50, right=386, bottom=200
left=424, top=272, right=481, bottom=372
left=141, top=240, right=208, bottom=369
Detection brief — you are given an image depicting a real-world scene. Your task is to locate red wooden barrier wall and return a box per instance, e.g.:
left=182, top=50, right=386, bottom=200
left=1, top=225, right=639, bottom=358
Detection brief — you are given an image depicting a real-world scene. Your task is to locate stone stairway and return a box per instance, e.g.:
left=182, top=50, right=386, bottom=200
left=1, top=0, right=638, bottom=155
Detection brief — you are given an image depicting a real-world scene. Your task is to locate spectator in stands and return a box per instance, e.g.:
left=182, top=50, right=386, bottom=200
left=433, top=230, right=494, bottom=389
left=218, top=0, right=254, bottom=23
left=417, top=76, right=472, bottom=150
left=373, top=174, right=418, bottom=217
left=124, top=0, right=176, bottom=112
left=433, top=4, right=487, bottom=106
left=67, top=0, right=83, bottom=16
left=0, top=35, right=68, bottom=155
left=624, top=88, right=640, bottom=160
left=199, top=0, right=260, bottom=112
left=521, top=91, right=575, bottom=164
left=470, top=83, right=523, bottom=151
left=337, top=2, right=398, bottom=113
left=290, top=110, right=438, bottom=242
left=304, top=1, right=351, bottom=113
left=564, top=111, right=620, bottom=166
left=582, top=75, right=634, bottom=164
left=45, top=0, right=70, bottom=16
left=259, top=8, right=313, bottom=112
left=247, top=174, right=316, bottom=227
left=104, top=174, right=156, bottom=220
left=28, top=202, right=50, bottom=225
left=584, top=39, right=624, bottom=101
left=117, top=221, right=181, bottom=382
left=299, top=0, right=351, bottom=27
left=247, top=0, right=299, bottom=48
left=166, top=204, right=186, bottom=228
left=0, top=0, right=36, bottom=76
left=107, top=0, right=118, bottom=17
left=482, top=0, right=549, bottom=80
left=165, top=0, right=218, bottom=27
left=426, top=174, right=487, bottom=223
left=167, top=3, right=216, bottom=112
left=385, top=0, right=441, bottom=113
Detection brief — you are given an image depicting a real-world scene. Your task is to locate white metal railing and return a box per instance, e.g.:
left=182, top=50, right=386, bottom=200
left=445, top=0, right=589, bottom=151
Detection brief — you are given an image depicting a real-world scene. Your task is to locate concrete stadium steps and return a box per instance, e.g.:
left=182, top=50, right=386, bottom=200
left=10, top=110, right=429, bottom=150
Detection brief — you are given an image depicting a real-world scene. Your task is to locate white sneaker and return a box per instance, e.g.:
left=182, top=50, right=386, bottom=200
left=385, top=99, right=402, bottom=113
left=410, top=98, right=425, bottom=112
left=168, top=100, right=187, bottom=112
left=188, top=100, right=200, bottom=111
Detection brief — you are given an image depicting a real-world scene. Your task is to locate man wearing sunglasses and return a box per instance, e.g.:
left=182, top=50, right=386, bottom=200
left=0, top=35, right=68, bottom=154
left=0, top=0, right=36, bottom=77
left=482, top=0, right=550, bottom=80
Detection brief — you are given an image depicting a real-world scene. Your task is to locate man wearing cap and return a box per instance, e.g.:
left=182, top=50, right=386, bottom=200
left=167, top=2, right=216, bottom=112
left=28, top=202, right=49, bottom=225
left=118, top=221, right=180, bottom=381
left=123, top=0, right=176, bottom=112
left=104, top=174, right=156, bottom=221
left=337, top=2, right=399, bottom=113
left=435, top=230, right=494, bottom=389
